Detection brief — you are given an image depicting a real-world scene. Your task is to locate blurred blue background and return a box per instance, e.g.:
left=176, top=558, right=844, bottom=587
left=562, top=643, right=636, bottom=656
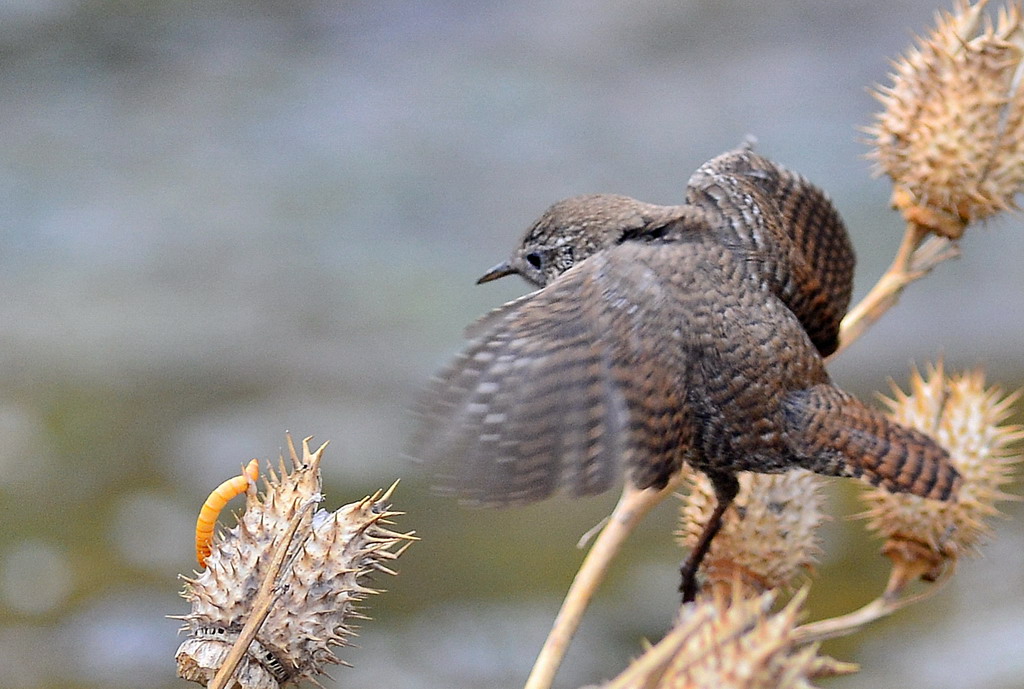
left=1, top=1, right=1022, bottom=688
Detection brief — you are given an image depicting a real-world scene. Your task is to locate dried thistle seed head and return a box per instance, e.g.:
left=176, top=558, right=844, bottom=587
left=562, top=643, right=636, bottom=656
left=677, top=469, right=827, bottom=599
left=866, top=0, right=1024, bottom=236
left=601, top=588, right=855, bottom=689
left=175, top=436, right=414, bottom=688
left=862, top=364, right=1022, bottom=585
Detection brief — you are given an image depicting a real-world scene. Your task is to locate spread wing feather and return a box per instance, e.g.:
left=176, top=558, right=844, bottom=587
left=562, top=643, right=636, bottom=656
left=412, top=245, right=698, bottom=505
left=684, top=148, right=855, bottom=355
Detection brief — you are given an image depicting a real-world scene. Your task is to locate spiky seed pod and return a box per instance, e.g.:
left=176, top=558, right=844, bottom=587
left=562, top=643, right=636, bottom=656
left=677, top=469, right=827, bottom=600
left=861, top=364, right=1022, bottom=587
left=600, top=587, right=856, bottom=689
left=866, top=0, right=1024, bottom=237
left=175, top=437, right=415, bottom=688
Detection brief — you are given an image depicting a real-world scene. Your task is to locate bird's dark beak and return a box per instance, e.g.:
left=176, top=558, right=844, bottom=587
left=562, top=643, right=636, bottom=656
left=476, top=261, right=516, bottom=284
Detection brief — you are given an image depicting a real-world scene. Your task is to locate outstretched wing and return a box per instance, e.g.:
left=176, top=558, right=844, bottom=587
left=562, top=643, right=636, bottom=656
left=411, top=244, right=699, bottom=506
left=685, top=147, right=855, bottom=356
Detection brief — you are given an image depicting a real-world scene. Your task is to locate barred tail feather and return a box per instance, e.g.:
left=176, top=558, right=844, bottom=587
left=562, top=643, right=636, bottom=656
left=784, top=385, right=961, bottom=500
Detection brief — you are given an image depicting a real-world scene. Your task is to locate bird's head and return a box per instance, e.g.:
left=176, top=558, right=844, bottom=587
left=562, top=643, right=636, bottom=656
left=477, top=194, right=693, bottom=288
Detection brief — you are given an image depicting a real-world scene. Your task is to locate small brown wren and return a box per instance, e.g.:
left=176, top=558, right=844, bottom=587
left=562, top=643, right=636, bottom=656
left=412, top=146, right=960, bottom=601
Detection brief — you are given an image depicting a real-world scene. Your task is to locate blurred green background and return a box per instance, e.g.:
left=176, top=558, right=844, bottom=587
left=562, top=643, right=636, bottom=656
left=1, top=1, right=1022, bottom=688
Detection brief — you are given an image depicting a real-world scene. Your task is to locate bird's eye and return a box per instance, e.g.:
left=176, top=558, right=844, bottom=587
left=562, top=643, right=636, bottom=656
left=525, top=252, right=543, bottom=269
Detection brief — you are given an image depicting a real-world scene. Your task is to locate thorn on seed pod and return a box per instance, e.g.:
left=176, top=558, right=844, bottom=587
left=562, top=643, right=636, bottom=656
left=677, top=469, right=827, bottom=601
left=600, top=585, right=856, bottom=689
left=174, top=435, right=414, bottom=688
left=867, top=0, right=1024, bottom=233
left=862, top=363, right=1022, bottom=593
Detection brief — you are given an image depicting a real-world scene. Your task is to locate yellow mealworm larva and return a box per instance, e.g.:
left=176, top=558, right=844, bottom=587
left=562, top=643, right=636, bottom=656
left=195, top=459, right=259, bottom=568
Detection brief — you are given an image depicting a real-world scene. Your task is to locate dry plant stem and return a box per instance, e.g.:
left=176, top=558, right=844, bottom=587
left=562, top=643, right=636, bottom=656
left=834, top=221, right=958, bottom=356
left=524, top=480, right=680, bottom=689
left=793, top=565, right=953, bottom=645
left=209, top=498, right=315, bottom=689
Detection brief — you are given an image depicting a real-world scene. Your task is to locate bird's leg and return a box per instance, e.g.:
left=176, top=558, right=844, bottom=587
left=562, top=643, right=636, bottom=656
left=680, top=473, right=740, bottom=603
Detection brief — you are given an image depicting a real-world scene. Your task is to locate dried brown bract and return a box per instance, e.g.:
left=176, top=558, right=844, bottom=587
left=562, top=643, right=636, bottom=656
left=601, top=588, right=855, bottom=689
left=174, top=437, right=414, bottom=688
left=862, top=364, right=1022, bottom=588
left=677, top=470, right=827, bottom=600
left=867, top=0, right=1024, bottom=238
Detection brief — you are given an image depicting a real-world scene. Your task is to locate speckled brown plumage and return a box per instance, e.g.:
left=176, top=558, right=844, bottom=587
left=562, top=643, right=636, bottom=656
left=411, top=146, right=960, bottom=598
left=473, top=148, right=856, bottom=356
left=684, top=149, right=855, bottom=356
